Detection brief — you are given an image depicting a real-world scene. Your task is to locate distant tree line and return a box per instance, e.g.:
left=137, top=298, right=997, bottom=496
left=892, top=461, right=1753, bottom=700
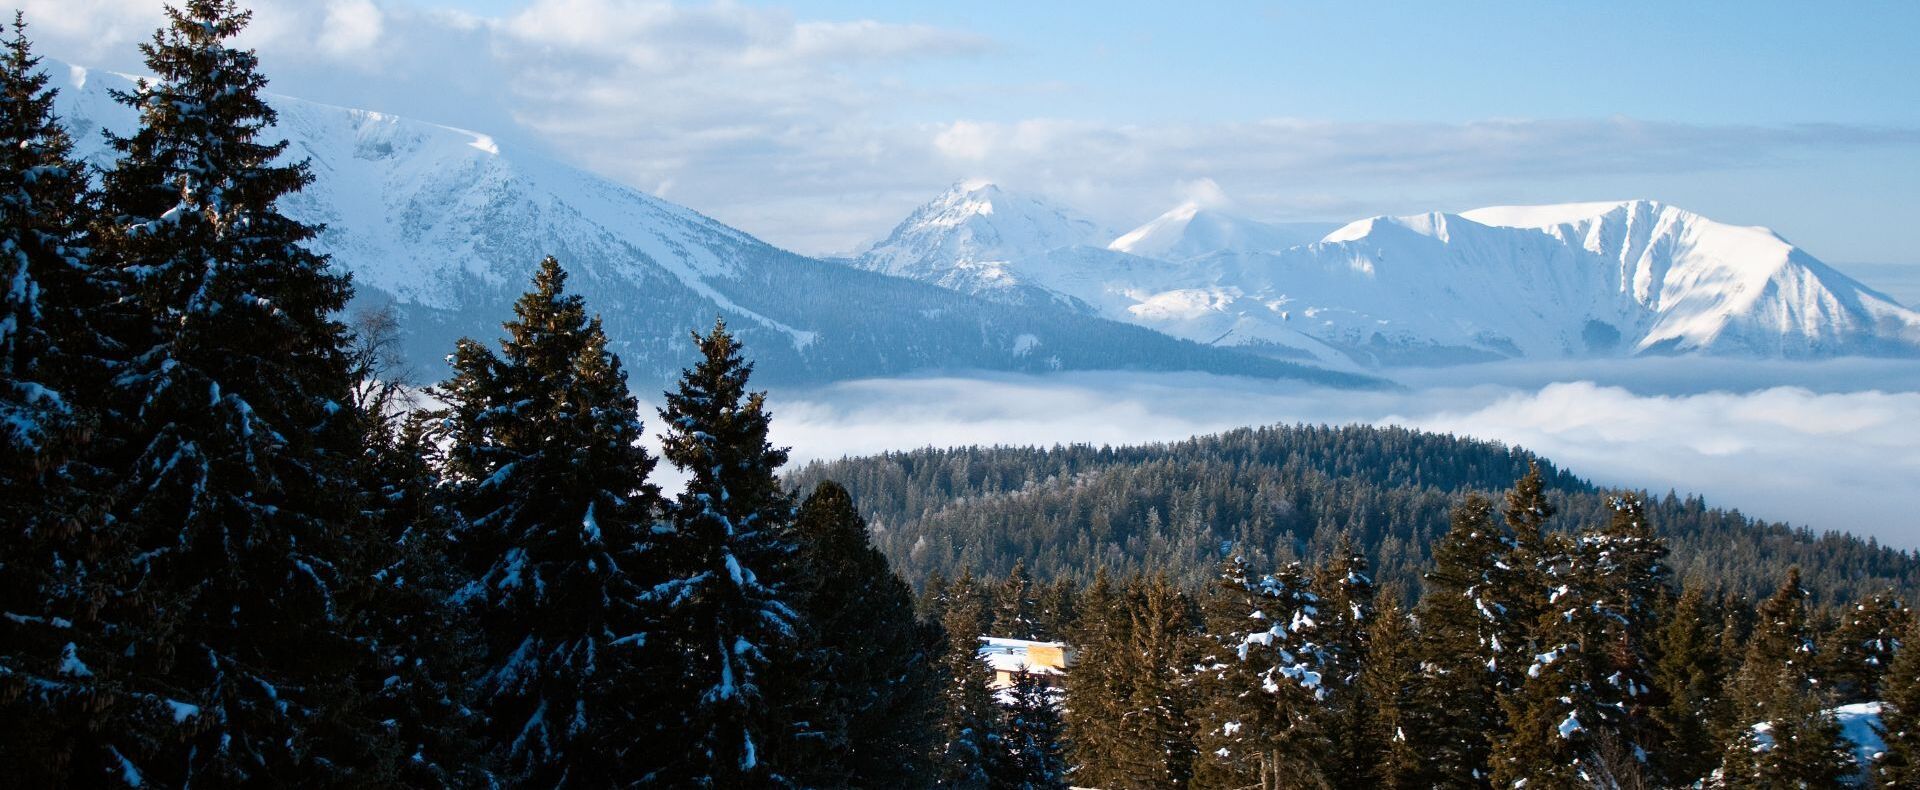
left=790, top=428, right=1920, bottom=605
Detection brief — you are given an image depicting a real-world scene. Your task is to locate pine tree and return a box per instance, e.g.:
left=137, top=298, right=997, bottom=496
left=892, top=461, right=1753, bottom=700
left=1411, top=493, right=1510, bottom=788
left=994, top=560, right=1039, bottom=640
left=1822, top=589, right=1908, bottom=705
left=84, top=2, right=372, bottom=781
left=1717, top=567, right=1857, bottom=786
left=1356, top=593, right=1425, bottom=789
left=648, top=317, right=802, bottom=786
left=1498, top=461, right=1558, bottom=692
left=1062, top=568, right=1131, bottom=788
left=1035, top=577, right=1077, bottom=643
left=440, top=257, right=663, bottom=784
left=1716, top=671, right=1857, bottom=788
left=1489, top=531, right=1609, bottom=790
left=1311, top=535, right=1377, bottom=790
left=1875, top=616, right=1920, bottom=788
left=1193, top=556, right=1330, bottom=790
left=999, top=672, right=1069, bottom=790
left=1112, top=573, right=1198, bottom=787
left=355, top=411, right=486, bottom=786
left=790, top=480, right=943, bottom=787
left=1652, top=581, right=1730, bottom=786
left=938, top=570, right=1003, bottom=789
left=0, top=13, right=120, bottom=783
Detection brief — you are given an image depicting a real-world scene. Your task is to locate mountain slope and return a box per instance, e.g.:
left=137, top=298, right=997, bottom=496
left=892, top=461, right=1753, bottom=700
left=1108, top=201, right=1334, bottom=261
left=853, top=181, right=1115, bottom=306
left=50, top=64, right=1371, bottom=389
left=865, top=183, right=1920, bottom=366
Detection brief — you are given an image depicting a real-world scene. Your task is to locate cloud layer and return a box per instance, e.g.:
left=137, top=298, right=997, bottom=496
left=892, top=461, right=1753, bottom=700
left=758, top=364, right=1920, bottom=549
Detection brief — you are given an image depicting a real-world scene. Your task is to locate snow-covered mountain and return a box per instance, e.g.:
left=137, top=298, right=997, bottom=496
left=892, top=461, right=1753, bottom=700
left=864, top=184, right=1920, bottom=366
left=1109, top=201, right=1334, bottom=261
left=853, top=181, right=1115, bottom=304
left=49, top=63, right=1367, bottom=389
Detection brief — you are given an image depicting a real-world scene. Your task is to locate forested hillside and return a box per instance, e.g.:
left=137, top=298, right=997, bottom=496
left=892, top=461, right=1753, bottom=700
left=790, top=424, right=1920, bottom=603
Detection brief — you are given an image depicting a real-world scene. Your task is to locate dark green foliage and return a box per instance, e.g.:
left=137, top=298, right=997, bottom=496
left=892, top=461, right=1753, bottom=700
left=1410, top=493, right=1507, bottom=788
left=1355, top=594, right=1425, bottom=789
left=1717, top=567, right=1859, bottom=785
left=648, top=318, right=800, bottom=786
left=994, top=560, right=1040, bottom=641
left=999, top=672, right=1069, bottom=790
left=937, top=570, right=1003, bottom=789
left=788, top=426, right=1920, bottom=605
left=81, top=1, right=371, bottom=781
left=1652, top=581, right=1733, bottom=786
left=1061, top=569, right=1130, bottom=788
left=354, top=411, right=486, bottom=786
left=440, top=257, right=662, bottom=784
left=789, top=480, right=943, bottom=787
left=1110, top=573, right=1199, bottom=787
left=1192, top=556, right=1331, bottom=790
left=0, top=13, right=117, bottom=784
left=1822, top=589, right=1909, bottom=705
left=1310, top=535, right=1379, bottom=790
left=1876, top=617, right=1920, bottom=787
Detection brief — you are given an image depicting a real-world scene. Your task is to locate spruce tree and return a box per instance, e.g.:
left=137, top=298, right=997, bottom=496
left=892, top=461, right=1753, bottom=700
left=994, top=560, right=1039, bottom=640
left=1112, top=573, right=1198, bottom=787
left=1488, top=531, right=1609, bottom=790
left=649, top=318, right=802, bottom=786
left=1311, top=535, right=1377, bottom=790
left=440, top=257, right=662, bottom=784
left=1062, top=568, right=1131, bottom=787
left=0, top=13, right=119, bottom=783
left=1586, top=494, right=1670, bottom=779
left=999, top=672, right=1069, bottom=790
left=1717, top=567, right=1857, bottom=786
left=1822, top=589, right=1908, bottom=705
left=1497, top=461, right=1558, bottom=692
left=1193, top=556, right=1330, bottom=790
left=85, top=2, right=371, bottom=781
left=1356, top=593, right=1425, bottom=789
left=790, top=480, right=943, bottom=787
left=356, top=412, right=486, bottom=786
left=1876, top=616, right=1920, bottom=788
left=937, top=570, right=1003, bottom=789
left=1411, top=493, right=1510, bottom=788
left=1652, top=581, right=1731, bottom=786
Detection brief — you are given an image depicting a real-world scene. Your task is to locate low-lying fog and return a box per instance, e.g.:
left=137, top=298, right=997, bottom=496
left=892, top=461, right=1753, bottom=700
left=750, top=358, right=1920, bottom=549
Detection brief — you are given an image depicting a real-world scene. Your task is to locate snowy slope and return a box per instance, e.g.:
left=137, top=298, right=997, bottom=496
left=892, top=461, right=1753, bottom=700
left=853, top=181, right=1114, bottom=303
left=866, top=183, right=1920, bottom=366
left=49, top=64, right=1368, bottom=389
left=1109, top=201, right=1334, bottom=261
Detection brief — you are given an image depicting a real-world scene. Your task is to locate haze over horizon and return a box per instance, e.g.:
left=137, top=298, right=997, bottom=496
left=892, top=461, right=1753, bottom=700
left=20, top=0, right=1920, bottom=264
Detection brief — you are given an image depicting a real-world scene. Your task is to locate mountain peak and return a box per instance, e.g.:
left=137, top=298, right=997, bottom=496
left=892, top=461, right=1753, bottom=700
left=855, top=183, right=1111, bottom=286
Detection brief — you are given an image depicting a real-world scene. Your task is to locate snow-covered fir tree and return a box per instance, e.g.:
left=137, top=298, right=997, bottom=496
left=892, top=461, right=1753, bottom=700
left=1822, top=588, right=1909, bottom=705
left=998, top=671, right=1069, bottom=790
left=647, top=318, right=803, bottom=786
left=1310, top=534, right=1379, bottom=790
left=1876, top=616, right=1920, bottom=788
left=83, top=1, right=372, bottom=781
left=1412, top=493, right=1512, bottom=788
left=1194, top=555, right=1331, bottom=790
left=440, top=257, right=663, bottom=784
left=0, top=13, right=119, bottom=784
left=937, top=569, right=1005, bottom=789
left=1489, top=530, right=1614, bottom=789
left=1716, top=567, right=1858, bottom=786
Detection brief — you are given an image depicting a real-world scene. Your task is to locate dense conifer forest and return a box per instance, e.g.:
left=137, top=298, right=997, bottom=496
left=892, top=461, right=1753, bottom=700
left=7, top=3, right=1920, bottom=787
left=790, top=430, right=1920, bottom=604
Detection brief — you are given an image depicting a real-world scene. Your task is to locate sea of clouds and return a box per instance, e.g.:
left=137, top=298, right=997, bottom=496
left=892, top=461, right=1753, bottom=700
left=749, top=359, right=1920, bottom=549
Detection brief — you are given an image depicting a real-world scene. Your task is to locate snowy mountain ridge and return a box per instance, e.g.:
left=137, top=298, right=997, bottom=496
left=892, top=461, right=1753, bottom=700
left=862, top=184, right=1920, bottom=366
left=49, top=62, right=1369, bottom=388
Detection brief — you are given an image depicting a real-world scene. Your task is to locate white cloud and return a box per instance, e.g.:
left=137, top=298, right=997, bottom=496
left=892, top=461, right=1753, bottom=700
left=318, top=0, right=385, bottom=58
left=757, top=363, right=1920, bottom=549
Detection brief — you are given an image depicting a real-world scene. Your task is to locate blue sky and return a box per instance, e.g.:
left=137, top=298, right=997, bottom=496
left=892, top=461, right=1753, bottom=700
left=22, top=1, right=1920, bottom=265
